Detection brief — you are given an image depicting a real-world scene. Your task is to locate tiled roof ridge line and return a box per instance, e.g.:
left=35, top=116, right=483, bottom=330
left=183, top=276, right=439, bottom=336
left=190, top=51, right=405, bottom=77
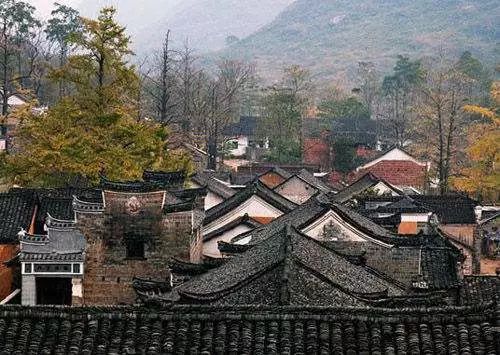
left=179, top=260, right=284, bottom=301
left=279, top=225, right=293, bottom=305
left=290, top=226, right=408, bottom=290
left=0, top=302, right=495, bottom=320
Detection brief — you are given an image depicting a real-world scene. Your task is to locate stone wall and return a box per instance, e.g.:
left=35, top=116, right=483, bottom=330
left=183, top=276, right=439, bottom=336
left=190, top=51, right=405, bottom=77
left=76, top=192, right=204, bottom=305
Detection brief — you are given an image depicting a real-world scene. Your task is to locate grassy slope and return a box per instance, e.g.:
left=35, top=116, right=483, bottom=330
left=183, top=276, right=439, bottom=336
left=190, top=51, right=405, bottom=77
left=220, top=0, right=499, bottom=83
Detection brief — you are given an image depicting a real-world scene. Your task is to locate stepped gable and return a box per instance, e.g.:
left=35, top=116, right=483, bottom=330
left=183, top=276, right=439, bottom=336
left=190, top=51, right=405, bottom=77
left=0, top=191, right=37, bottom=244
left=333, top=172, right=402, bottom=203
left=176, top=226, right=406, bottom=306
left=34, top=197, right=74, bottom=234
left=0, top=303, right=496, bottom=354
left=192, top=172, right=236, bottom=199
left=203, top=181, right=297, bottom=226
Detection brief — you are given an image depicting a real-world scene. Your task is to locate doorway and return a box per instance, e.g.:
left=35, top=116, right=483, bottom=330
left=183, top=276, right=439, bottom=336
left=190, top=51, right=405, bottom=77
left=36, top=277, right=72, bottom=305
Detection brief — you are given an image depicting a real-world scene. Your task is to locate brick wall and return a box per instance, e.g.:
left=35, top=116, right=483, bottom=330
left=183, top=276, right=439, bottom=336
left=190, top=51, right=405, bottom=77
left=76, top=191, right=204, bottom=305
left=356, top=160, right=427, bottom=189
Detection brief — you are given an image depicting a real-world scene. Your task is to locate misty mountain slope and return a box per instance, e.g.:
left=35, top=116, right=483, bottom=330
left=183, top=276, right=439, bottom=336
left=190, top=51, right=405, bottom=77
left=149, top=0, right=294, bottom=52
left=220, top=0, right=499, bottom=82
left=79, top=0, right=294, bottom=53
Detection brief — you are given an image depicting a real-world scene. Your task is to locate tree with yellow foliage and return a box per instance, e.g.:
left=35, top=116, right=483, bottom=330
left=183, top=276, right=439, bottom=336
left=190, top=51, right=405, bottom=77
left=0, top=8, right=191, bottom=187
left=453, top=82, right=500, bottom=202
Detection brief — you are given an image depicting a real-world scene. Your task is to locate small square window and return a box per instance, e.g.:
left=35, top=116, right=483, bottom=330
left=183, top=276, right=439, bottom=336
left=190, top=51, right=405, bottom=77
left=126, top=240, right=145, bottom=259
left=24, top=263, right=31, bottom=273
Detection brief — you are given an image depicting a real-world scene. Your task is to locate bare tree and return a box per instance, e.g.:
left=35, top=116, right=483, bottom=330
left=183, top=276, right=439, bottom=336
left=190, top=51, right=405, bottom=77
left=143, top=31, right=179, bottom=125
left=190, top=60, right=253, bottom=170
left=415, top=58, right=472, bottom=194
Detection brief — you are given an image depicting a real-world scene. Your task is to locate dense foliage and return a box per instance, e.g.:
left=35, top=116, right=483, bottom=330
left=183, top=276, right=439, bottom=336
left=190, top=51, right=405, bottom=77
left=0, top=8, right=191, bottom=187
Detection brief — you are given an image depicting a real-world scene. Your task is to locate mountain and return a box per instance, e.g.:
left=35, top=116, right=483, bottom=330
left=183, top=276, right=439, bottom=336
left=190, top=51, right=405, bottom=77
left=219, top=0, right=499, bottom=83
left=78, top=0, right=294, bottom=53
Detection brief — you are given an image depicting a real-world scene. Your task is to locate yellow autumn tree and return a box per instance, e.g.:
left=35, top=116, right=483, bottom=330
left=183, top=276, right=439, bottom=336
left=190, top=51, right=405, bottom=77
left=0, top=8, right=191, bottom=187
left=453, top=81, right=500, bottom=202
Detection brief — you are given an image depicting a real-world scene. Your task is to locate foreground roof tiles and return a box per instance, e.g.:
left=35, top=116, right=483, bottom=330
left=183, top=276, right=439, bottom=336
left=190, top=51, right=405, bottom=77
left=0, top=303, right=497, bottom=354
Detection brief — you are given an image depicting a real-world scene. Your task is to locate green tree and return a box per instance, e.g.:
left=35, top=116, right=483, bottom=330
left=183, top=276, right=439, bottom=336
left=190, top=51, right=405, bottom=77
left=0, top=0, right=41, bottom=116
left=45, top=2, right=82, bottom=98
left=380, top=55, right=424, bottom=146
left=1, top=7, right=191, bottom=187
left=259, top=65, right=310, bottom=164
left=318, top=96, right=370, bottom=129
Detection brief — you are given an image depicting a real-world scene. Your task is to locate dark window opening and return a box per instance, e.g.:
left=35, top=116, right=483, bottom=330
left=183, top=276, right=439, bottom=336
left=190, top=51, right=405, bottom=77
left=126, top=240, right=145, bottom=259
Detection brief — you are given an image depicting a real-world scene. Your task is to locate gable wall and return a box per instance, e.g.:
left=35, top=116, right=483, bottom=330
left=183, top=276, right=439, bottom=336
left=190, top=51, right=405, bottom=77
left=259, top=172, right=286, bottom=189
left=275, top=177, right=317, bottom=205
left=203, top=195, right=283, bottom=235
left=205, top=191, right=225, bottom=210
left=203, top=224, right=253, bottom=258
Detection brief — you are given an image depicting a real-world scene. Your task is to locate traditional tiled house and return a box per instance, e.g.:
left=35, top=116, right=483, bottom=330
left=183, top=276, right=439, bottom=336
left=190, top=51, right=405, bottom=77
left=274, top=169, right=332, bottom=204
left=332, top=172, right=403, bottom=204
left=70, top=173, right=206, bottom=305
left=0, top=195, right=498, bottom=353
left=191, top=172, right=236, bottom=210
left=18, top=215, right=85, bottom=306
left=359, top=194, right=480, bottom=274
left=353, top=147, right=430, bottom=191
left=202, top=181, right=296, bottom=257
left=228, top=195, right=463, bottom=290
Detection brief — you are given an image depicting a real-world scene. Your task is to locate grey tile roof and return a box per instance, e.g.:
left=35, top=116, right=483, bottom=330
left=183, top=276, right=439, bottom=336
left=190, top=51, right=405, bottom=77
left=0, top=303, right=497, bottom=354
left=203, top=181, right=297, bottom=226
left=460, top=275, right=500, bottom=305
left=19, top=226, right=85, bottom=262
left=333, top=172, right=402, bottom=203
left=296, top=169, right=332, bottom=193
left=192, top=172, right=236, bottom=199
left=178, top=226, right=405, bottom=306
left=411, top=195, right=478, bottom=224
left=0, top=191, right=37, bottom=244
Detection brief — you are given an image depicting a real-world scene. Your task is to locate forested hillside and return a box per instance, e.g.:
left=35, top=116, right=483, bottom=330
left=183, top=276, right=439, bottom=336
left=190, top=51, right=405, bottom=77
left=220, top=0, right=499, bottom=82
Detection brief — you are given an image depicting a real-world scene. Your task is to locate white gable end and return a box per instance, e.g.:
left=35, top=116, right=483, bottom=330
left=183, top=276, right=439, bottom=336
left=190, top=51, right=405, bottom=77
left=357, top=148, right=426, bottom=171
left=203, top=224, right=253, bottom=258
left=301, top=210, right=391, bottom=246
left=203, top=195, right=283, bottom=235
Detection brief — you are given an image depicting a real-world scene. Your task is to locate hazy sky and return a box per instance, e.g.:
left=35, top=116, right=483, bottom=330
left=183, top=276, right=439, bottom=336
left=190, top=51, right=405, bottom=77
left=28, top=0, right=80, bottom=18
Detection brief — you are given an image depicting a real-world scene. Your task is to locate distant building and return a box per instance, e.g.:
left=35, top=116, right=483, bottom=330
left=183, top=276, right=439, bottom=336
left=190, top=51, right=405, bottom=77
left=352, top=147, right=430, bottom=191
